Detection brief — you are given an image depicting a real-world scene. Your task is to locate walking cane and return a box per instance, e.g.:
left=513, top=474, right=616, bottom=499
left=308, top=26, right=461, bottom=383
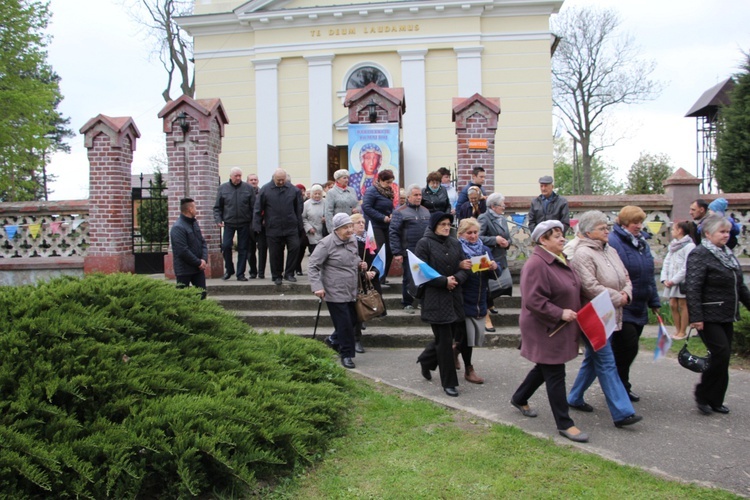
left=312, top=298, right=323, bottom=339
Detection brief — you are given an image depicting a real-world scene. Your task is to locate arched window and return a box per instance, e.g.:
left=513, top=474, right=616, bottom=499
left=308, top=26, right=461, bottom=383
left=346, top=66, right=389, bottom=89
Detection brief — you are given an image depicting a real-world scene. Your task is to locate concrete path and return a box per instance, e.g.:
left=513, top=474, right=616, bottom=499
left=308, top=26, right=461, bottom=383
left=351, top=346, right=750, bottom=497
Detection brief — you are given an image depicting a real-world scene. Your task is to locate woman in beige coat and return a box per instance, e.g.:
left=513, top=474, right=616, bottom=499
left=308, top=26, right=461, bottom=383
left=567, top=211, right=643, bottom=428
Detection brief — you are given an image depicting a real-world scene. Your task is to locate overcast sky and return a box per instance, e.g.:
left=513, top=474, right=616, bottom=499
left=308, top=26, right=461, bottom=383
left=45, top=0, right=750, bottom=200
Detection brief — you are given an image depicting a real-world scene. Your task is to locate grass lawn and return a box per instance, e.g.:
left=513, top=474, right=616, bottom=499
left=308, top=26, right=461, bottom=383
left=264, top=376, right=741, bottom=499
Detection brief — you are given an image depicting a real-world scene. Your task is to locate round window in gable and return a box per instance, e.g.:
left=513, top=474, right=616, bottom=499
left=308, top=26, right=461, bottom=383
left=346, top=66, right=389, bottom=89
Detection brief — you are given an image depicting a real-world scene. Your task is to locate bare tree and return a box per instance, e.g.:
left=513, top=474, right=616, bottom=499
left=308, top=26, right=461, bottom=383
left=127, top=0, right=194, bottom=102
left=551, top=7, right=660, bottom=194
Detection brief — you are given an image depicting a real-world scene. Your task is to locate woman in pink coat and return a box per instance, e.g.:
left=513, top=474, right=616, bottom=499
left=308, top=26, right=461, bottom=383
left=510, top=220, right=588, bottom=443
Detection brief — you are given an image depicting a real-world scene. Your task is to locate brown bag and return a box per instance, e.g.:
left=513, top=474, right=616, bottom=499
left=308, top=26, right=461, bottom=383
left=355, top=273, right=386, bottom=322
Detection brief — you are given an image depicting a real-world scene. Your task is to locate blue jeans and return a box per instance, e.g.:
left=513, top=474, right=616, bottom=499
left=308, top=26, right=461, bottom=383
left=568, top=338, right=634, bottom=422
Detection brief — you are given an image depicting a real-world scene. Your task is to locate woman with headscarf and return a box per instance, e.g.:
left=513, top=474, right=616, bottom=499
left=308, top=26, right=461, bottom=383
left=457, top=186, right=486, bottom=222
left=421, top=171, right=451, bottom=214
left=659, top=221, right=695, bottom=340
left=685, top=215, right=750, bottom=415
left=362, top=169, right=396, bottom=283
left=510, top=220, right=588, bottom=443
left=308, top=213, right=368, bottom=369
left=566, top=210, right=643, bottom=429
left=350, top=143, right=382, bottom=201
left=324, top=169, right=360, bottom=231
left=607, top=206, right=661, bottom=402
left=455, top=217, right=497, bottom=384
left=415, top=211, right=472, bottom=397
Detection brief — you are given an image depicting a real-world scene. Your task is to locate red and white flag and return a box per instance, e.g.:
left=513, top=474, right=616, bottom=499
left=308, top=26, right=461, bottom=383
left=364, top=221, right=378, bottom=255
left=576, top=290, right=617, bottom=351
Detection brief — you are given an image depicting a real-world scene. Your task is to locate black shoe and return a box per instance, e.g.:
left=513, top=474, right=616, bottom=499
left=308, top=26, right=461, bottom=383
left=355, top=341, right=365, bottom=354
left=696, top=402, right=712, bottom=415
left=258, top=274, right=265, bottom=279
left=569, top=402, right=594, bottom=413
left=295, top=271, right=304, bottom=276
left=485, top=326, right=496, bottom=332
left=510, top=399, right=538, bottom=418
left=711, top=405, right=730, bottom=414
left=324, top=336, right=340, bottom=353
left=489, top=308, right=499, bottom=314
left=273, top=278, right=283, bottom=285
left=418, top=361, right=432, bottom=380
left=443, top=387, right=458, bottom=397
left=341, top=357, right=355, bottom=369
left=284, top=275, right=297, bottom=282
left=237, top=276, right=248, bottom=282
left=222, top=272, right=234, bottom=281
left=249, top=273, right=257, bottom=279
left=627, top=390, right=640, bottom=402
left=614, top=414, right=643, bottom=428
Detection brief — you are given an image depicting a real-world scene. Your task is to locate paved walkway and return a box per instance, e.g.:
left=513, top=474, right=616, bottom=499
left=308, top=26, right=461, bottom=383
left=351, top=346, right=750, bottom=497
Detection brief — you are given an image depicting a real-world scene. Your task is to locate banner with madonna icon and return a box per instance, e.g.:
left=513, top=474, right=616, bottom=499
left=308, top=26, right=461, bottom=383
left=348, top=123, right=400, bottom=205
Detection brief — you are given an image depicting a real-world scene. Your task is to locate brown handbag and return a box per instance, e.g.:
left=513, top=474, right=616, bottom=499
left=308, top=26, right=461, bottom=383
left=355, top=273, right=386, bottom=322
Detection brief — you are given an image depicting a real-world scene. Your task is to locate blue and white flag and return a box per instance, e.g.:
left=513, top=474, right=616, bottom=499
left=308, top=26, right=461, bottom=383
left=406, top=249, right=441, bottom=287
left=371, top=244, right=387, bottom=278
left=653, top=314, right=673, bottom=361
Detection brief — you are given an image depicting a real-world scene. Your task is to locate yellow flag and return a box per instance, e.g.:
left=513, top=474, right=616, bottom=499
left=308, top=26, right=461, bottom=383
left=28, top=223, right=41, bottom=238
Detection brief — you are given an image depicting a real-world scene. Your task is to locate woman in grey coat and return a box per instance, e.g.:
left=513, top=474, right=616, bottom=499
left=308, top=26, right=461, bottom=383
left=302, top=184, right=326, bottom=254
left=308, top=213, right=368, bottom=369
left=324, top=169, right=360, bottom=229
left=478, top=192, right=512, bottom=325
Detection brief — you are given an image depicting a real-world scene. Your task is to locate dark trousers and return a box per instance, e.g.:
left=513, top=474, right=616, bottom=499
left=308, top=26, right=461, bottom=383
left=417, top=322, right=460, bottom=389
left=373, top=225, right=392, bottom=281
left=293, top=230, right=309, bottom=274
left=326, top=301, right=358, bottom=358
left=611, top=322, right=644, bottom=391
left=512, top=363, right=574, bottom=431
left=696, top=322, right=733, bottom=407
left=454, top=320, right=473, bottom=368
left=401, top=253, right=413, bottom=306
left=266, top=232, right=300, bottom=280
left=256, top=230, right=268, bottom=277
left=221, top=224, right=249, bottom=278
left=247, top=230, right=258, bottom=276
left=176, top=272, right=207, bottom=300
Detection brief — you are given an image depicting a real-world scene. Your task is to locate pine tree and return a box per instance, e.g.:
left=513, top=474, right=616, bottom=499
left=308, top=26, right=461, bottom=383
left=625, top=152, right=674, bottom=194
left=715, top=54, right=750, bottom=193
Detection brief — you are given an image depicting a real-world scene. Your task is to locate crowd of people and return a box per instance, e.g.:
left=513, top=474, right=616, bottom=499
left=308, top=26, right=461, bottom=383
left=169, top=167, right=749, bottom=442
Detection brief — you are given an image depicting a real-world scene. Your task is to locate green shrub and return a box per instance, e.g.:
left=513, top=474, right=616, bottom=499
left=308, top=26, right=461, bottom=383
left=0, top=274, right=353, bottom=498
left=733, top=309, right=750, bottom=357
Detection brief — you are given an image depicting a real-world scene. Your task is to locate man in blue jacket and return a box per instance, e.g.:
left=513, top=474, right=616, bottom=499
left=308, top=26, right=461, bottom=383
left=170, top=198, right=208, bottom=299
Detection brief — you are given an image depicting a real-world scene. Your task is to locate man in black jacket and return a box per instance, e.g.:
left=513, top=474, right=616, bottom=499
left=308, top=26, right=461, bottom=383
left=170, top=198, right=208, bottom=299
left=253, top=168, right=304, bottom=285
left=528, top=175, right=570, bottom=235
left=213, top=168, right=255, bottom=281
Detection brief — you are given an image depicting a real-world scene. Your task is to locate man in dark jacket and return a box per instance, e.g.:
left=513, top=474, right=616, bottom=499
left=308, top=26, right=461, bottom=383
left=689, top=198, right=708, bottom=245
left=528, top=175, right=570, bottom=235
left=170, top=198, right=208, bottom=299
left=455, top=166, right=486, bottom=208
left=213, top=168, right=255, bottom=281
left=246, top=172, right=265, bottom=278
left=390, top=184, right=431, bottom=311
left=253, top=168, right=304, bottom=285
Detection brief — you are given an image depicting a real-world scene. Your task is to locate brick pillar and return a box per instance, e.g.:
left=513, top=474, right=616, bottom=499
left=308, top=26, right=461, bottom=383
left=452, top=94, right=501, bottom=196
left=664, top=167, right=702, bottom=223
left=158, top=95, right=229, bottom=279
left=80, top=115, right=140, bottom=274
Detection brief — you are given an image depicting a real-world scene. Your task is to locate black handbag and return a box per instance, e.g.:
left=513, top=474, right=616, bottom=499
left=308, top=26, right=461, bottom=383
left=678, top=328, right=711, bottom=373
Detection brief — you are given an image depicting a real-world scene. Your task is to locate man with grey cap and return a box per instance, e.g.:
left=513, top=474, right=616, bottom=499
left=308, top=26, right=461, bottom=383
left=528, top=175, right=570, bottom=235
left=308, top=212, right=368, bottom=369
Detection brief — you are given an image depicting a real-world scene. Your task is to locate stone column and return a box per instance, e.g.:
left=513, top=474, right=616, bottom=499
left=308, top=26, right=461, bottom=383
left=80, top=115, right=140, bottom=274
left=305, top=54, right=335, bottom=184
left=253, top=58, right=281, bottom=182
left=664, top=167, right=702, bottom=223
left=399, top=49, right=428, bottom=188
left=453, top=94, right=501, bottom=196
left=158, top=95, right=229, bottom=279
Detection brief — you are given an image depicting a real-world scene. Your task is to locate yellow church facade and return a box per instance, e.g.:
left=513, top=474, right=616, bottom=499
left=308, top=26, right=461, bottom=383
left=179, top=0, right=562, bottom=194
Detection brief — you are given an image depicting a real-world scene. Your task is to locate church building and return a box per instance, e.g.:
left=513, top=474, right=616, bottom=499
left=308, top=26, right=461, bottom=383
left=178, top=0, right=563, bottom=194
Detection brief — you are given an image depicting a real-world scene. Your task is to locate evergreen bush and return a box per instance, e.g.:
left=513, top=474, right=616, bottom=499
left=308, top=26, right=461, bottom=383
left=0, top=274, right=353, bottom=498
left=733, top=309, right=750, bottom=357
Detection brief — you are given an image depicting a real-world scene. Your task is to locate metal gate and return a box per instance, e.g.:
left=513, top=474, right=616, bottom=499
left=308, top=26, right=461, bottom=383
left=132, top=172, right=168, bottom=274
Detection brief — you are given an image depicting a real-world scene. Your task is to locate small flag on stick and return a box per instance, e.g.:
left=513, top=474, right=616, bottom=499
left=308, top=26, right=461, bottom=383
left=371, top=244, right=387, bottom=278
left=364, top=221, right=378, bottom=255
left=406, top=249, right=441, bottom=287
left=653, top=314, right=673, bottom=361
left=576, top=290, right=617, bottom=351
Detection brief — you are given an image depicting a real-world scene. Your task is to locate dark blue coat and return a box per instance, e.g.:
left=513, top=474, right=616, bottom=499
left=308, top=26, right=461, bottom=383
left=170, top=214, right=208, bottom=277
left=361, top=185, right=394, bottom=230
left=460, top=242, right=493, bottom=319
left=608, top=224, right=660, bottom=325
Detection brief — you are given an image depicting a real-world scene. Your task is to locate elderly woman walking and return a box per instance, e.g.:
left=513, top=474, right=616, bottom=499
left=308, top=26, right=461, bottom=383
left=685, top=215, right=750, bottom=415
left=566, top=210, right=643, bottom=428
left=608, top=206, right=661, bottom=402
left=325, top=169, right=360, bottom=230
left=308, top=213, right=368, bottom=369
left=510, top=220, right=588, bottom=443
left=416, top=211, right=472, bottom=397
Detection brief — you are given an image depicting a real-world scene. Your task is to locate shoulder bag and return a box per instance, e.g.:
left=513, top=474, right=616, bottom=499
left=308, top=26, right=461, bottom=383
left=355, top=272, right=386, bottom=322
left=678, top=328, right=711, bottom=373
